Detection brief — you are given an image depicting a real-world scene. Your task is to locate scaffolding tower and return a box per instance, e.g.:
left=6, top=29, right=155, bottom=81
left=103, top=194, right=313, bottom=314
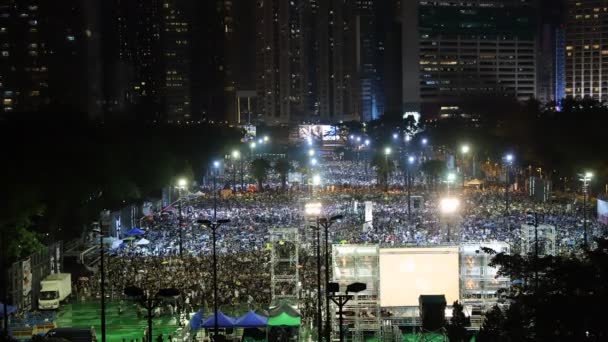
left=270, top=227, right=300, bottom=305
left=332, top=244, right=381, bottom=342
left=520, top=224, right=556, bottom=256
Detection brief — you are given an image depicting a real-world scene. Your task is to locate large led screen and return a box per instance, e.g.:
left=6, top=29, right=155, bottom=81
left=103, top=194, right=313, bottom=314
left=379, top=247, right=459, bottom=307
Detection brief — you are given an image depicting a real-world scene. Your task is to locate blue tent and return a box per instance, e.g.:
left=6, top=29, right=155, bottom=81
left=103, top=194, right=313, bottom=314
left=125, top=227, right=145, bottom=236
left=202, top=311, right=236, bottom=328
left=235, top=310, right=268, bottom=328
left=190, top=310, right=204, bottom=330
left=0, top=302, right=17, bottom=317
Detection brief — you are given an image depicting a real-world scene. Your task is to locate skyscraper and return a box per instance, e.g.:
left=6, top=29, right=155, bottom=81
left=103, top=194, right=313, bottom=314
left=564, top=0, right=608, bottom=102
left=1, top=0, right=49, bottom=113
left=162, top=0, right=192, bottom=122
left=402, top=0, right=538, bottom=117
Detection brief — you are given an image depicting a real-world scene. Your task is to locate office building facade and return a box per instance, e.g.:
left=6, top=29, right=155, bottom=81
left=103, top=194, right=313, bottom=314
left=564, top=0, right=608, bottom=102
left=402, top=0, right=538, bottom=116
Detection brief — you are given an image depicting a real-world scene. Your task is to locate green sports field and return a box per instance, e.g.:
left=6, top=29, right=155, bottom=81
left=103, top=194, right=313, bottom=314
left=56, top=301, right=179, bottom=341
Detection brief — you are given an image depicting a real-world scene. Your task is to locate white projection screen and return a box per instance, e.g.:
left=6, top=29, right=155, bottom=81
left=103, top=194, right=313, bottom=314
left=379, top=247, right=459, bottom=307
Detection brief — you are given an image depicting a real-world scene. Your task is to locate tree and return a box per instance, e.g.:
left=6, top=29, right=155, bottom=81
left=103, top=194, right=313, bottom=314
left=420, top=160, right=446, bottom=190
left=370, top=152, right=396, bottom=191
left=251, top=158, right=271, bottom=192
left=274, top=158, right=291, bottom=191
left=447, top=301, right=468, bottom=342
left=477, top=305, right=504, bottom=342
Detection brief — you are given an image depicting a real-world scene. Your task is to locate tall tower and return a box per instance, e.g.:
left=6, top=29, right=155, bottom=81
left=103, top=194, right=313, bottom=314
left=564, top=0, right=608, bottom=102
left=0, top=0, right=49, bottom=113
left=162, top=0, right=192, bottom=122
left=402, top=0, right=538, bottom=117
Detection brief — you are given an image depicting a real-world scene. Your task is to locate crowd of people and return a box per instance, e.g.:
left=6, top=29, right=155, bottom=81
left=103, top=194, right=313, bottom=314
left=79, top=156, right=604, bottom=340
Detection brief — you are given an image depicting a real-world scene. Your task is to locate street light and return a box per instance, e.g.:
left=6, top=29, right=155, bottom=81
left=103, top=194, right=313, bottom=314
left=232, top=150, right=241, bottom=192
left=407, top=156, right=416, bottom=219
left=197, top=219, right=231, bottom=340
left=504, top=153, right=514, bottom=219
left=461, top=145, right=470, bottom=187
left=384, top=147, right=392, bottom=192
left=263, top=135, right=269, bottom=142
left=92, top=229, right=106, bottom=342
left=580, top=171, right=593, bottom=247
left=304, top=202, right=323, bottom=342
left=311, top=158, right=318, bottom=166
left=213, top=161, right=220, bottom=219
left=440, top=197, right=460, bottom=242
left=309, top=149, right=315, bottom=157
left=422, top=138, right=428, bottom=145
left=327, top=282, right=367, bottom=342
left=392, top=133, right=399, bottom=140
left=175, top=178, right=188, bottom=258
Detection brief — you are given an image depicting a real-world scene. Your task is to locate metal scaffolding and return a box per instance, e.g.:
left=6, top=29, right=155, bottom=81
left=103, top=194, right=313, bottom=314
left=332, top=244, right=381, bottom=342
left=269, top=227, right=300, bottom=305
left=520, top=224, right=556, bottom=256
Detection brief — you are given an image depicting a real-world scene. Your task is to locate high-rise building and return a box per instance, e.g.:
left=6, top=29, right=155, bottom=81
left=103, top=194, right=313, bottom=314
left=162, top=0, right=192, bottom=122
left=564, top=0, right=608, bottom=102
left=1, top=0, right=49, bottom=113
left=402, top=0, right=538, bottom=117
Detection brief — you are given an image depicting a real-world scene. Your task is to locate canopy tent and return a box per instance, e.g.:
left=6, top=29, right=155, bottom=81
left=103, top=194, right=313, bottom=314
left=161, top=205, right=177, bottom=212
left=267, top=312, right=300, bottom=327
left=135, top=238, right=150, bottom=245
left=235, top=310, right=268, bottom=328
left=268, top=303, right=301, bottom=318
left=0, top=302, right=17, bottom=317
left=202, top=311, right=236, bottom=328
left=190, top=310, right=204, bottom=330
left=125, top=228, right=145, bottom=236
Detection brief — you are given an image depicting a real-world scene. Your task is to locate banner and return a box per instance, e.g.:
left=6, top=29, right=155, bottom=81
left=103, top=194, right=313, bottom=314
left=365, top=201, right=373, bottom=223
left=22, top=258, right=32, bottom=296
left=598, top=199, right=608, bottom=225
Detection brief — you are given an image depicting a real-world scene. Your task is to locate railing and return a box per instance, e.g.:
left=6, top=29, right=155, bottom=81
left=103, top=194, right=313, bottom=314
left=80, top=244, right=101, bottom=267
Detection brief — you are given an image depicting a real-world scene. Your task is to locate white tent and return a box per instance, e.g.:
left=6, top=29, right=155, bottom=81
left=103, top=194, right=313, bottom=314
left=135, top=238, right=150, bottom=245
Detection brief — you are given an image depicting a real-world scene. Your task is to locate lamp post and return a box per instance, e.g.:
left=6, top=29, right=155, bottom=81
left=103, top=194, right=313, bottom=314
left=327, top=282, right=367, bottom=342
left=407, top=156, right=415, bottom=219
left=213, top=161, right=220, bottom=219
left=461, top=145, right=470, bottom=187
left=305, top=202, right=323, bottom=342
left=440, top=197, right=460, bottom=242
left=445, top=173, right=456, bottom=196
left=92, top=229, right=106, bottom=342
left=364, top=139, right=370, bottom=180
left=504, top=154, right=514, bottom=215
left=384, top=147, right=392, bottom=192
left=176, top=178, right=187, bottom=258
left=319, top=215, right=344, bottom=342
left=198, top=219, right=230, bottom=340
left=231, top=150, right=240, bottom=192
left=580, top=171, right=593, bottom=248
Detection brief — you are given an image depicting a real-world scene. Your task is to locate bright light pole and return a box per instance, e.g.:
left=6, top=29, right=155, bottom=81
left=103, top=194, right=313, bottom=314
left=92, top=229, right=106, bottom=342
left=197, top=219, right=230, bottom=340
left=384, top=147, right=392, bottom=191
left=580, top=171, right=593, bottom=247
left=440, top=197, right=460, bottom=242
left=407, top=156, right=415, bottom=219
left=176, top=178, right=187, bottom=258
left=305, top=202, right=323, bottom=342
left=446, top=172, right=456, bottom=195
left=213, top=161, right=220, bottom=219
left=231, top=150, right=240, bottom=192
left=504, top=154, right=514, bottom=216
left=461, top=145, right=470, bottom=187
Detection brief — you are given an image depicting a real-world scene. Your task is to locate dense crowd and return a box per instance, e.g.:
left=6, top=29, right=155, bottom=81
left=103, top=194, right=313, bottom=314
left=79, top=158, right=604, bottom=340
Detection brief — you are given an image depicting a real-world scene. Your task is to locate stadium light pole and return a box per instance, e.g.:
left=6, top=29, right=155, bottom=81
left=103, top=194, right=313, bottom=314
left=92, top=229, right=106, bottom=342
left=461, top=145, right=470, bottom=187
left=197, top=219, right=230, bottom=340
left=580, top=171, right=593, bottom=248
left=176, top=178, right=187, bottom=258
left=305, top=203, right=323, bottom=342
left=319, top=214, right=344, bottom=342
left=213, top=161, right=220, bottom=220
left=504, top=154, right=514, bottom=213
left=384, top=147, right=392, bottom=192
left=440, top=198, right=460, bottom=242
left=231, top=150, right=240, bottom=192
left=328, top=282, right=367, bottom=342
left=407, top=156, right=415, bottom=219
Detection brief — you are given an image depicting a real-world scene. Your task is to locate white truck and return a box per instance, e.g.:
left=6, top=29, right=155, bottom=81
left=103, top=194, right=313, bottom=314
left=38, top=273, right=72, bottom=310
